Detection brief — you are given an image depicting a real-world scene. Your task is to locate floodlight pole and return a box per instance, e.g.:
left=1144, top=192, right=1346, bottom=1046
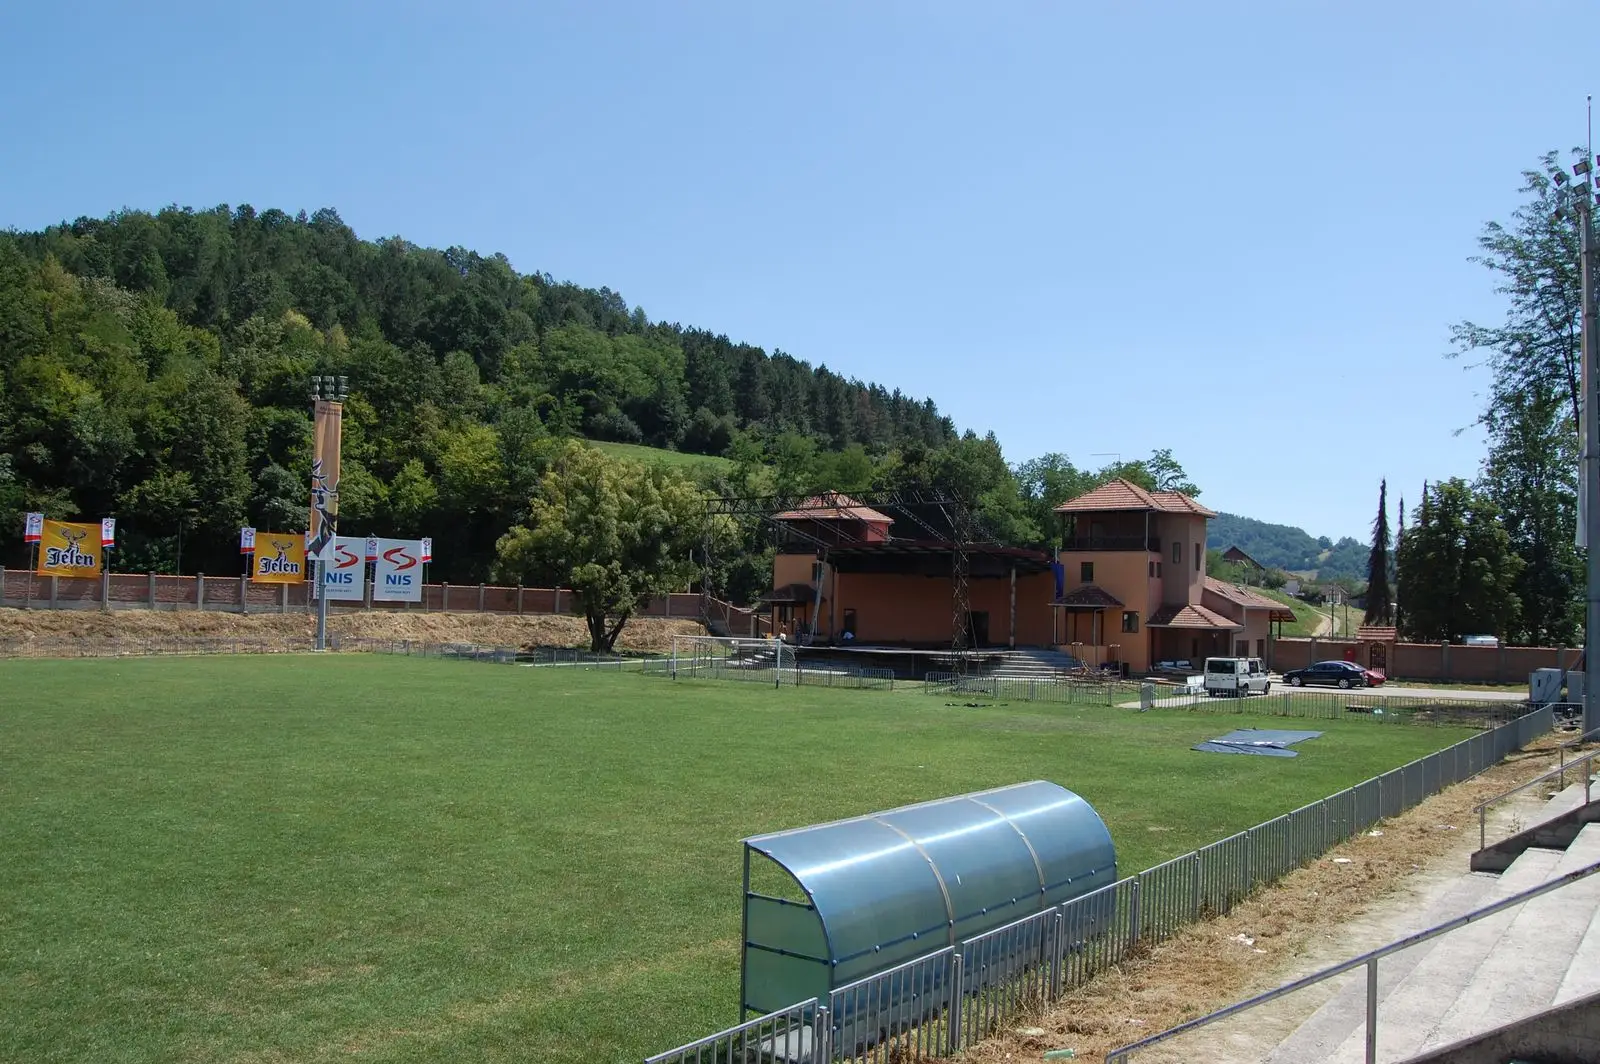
left=1578, top=174, right=1600, bottom=738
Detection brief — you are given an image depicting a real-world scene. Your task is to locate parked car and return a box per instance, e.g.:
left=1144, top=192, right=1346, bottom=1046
left=1284, top=660, right=1369, bottom=689
left=1361, top=667, right=1387, bottom=687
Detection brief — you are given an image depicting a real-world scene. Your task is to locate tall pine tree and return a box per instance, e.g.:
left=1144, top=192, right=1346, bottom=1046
left=1363, top=479, right=1394, bottom=625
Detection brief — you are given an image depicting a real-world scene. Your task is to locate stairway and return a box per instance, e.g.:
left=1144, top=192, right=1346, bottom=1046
left=1265, top=778, right=1600, bottom=1064
left=984, top=648, right=1094, bottom=680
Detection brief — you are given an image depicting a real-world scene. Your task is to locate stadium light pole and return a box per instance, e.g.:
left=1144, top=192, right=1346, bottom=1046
left=310, top=374, right=349, bottom=652
left=1557, top=156, right=1600, bottom=737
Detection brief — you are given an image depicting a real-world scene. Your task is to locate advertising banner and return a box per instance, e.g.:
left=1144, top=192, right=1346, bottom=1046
left=307, top=399, right=343, bottom=562
left=100, top=518, right=116, bottom=548
left=311, top=536, right=366, bottom=601
left=240, top=527, right=256, bottom=554
left=24, top=512, right=44, bottom=543
left=372, top=538, right=424, bottom=602
left=36, top=520, right=103, bottom=577
left=251, top=533, right=308, bottom=584
left=420, top=537, right=433, bottom=564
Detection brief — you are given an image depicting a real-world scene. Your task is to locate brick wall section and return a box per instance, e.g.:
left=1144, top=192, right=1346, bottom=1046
left=0, top=569, right=701, bottom=623
left=1269, top=636, right=1576, bottom=684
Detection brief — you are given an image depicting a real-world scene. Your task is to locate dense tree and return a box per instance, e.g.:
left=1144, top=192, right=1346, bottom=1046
left=1447, top=151, right=1587, bottom=645
left=1395, top=479, right=1522, bottom=642
left=493, top=442, right=707, bottom=652
left=1363, top=480, right=1394, bottom=626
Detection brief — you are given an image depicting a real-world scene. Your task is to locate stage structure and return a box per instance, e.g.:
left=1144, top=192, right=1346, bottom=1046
left=699, top=489, right=995, bottom=676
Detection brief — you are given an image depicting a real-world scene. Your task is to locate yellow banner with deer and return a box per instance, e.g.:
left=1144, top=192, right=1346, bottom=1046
left=36, top=520, right=103, bottom=577
left=251, top=533, right=308, bottom=584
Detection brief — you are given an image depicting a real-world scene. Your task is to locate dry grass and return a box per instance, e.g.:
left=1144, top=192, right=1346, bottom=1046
left=961, top=735, right=1571, bottom=1064
left=0, top=607, right=705, bottom=655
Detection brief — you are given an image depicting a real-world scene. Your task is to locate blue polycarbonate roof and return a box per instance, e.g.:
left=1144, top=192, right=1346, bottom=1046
left=743, top=780, right=1116, bottom=988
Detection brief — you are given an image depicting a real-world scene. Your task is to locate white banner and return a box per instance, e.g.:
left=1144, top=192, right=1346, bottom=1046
left=240, top=526, right=257, bottom=553
left=24, top=512, right=44, bottom=543
left=372, top=538, right=424, bottom=602
left=420, top=537, right=433, bottom=563
left=100, top=517, right=116, bottom=548
left=311, top=536, right=366, bottom=601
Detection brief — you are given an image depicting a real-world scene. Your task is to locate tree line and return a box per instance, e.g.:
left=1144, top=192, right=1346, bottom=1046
left=1363, top=151, right=1589, bottom=647
left=0, top=203, right=1202, bottom=598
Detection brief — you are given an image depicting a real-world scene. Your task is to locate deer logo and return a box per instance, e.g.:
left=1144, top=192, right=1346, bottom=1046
left=308, top=458, right=340, bottom=559
left=45, top=526, right=96, bottom=569
left=257, top=537, right=303, bottom=577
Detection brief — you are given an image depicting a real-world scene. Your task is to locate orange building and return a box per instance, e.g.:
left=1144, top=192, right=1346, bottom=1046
left=761, top=484, right=1294, bottom=673
left=762, top=493, right=1055, bottom=649
left=1052, top=479, right=1292, bottom=672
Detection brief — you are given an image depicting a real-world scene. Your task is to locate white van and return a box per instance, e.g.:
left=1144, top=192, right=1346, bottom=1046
left=1204, top=657, right=1271, bottom=697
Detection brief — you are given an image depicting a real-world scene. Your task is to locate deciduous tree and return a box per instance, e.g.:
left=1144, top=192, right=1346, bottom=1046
left=494, top=442, right=707, bottom=652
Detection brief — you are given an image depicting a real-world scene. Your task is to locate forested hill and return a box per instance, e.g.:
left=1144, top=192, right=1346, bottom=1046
left=1207, top=511, right=1366, bottom=581
left=0, top=205, right=959, bottom=579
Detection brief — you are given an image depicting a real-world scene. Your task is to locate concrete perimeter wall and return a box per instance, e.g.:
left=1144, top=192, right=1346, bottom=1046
left=0, top=567, right=704, bottom=620
left=1269, top=636, right=1580, bottom=685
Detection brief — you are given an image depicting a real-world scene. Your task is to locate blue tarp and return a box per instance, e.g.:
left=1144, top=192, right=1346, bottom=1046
left=1194, top=728, right=1323, bottom=758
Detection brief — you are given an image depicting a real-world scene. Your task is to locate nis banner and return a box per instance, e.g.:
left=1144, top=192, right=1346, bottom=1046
left=35, top=520, right=103, bottom=577
left=372, top=538, right=424, bottom=602
left=311, top=536, right=366, bottom=601
left=307, top=399, right=343, bottom=562
left=251, top=533, right=307, bottom=584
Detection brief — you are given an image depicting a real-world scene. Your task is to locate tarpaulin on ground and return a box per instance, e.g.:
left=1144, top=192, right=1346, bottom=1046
left=1193, top=728, right=1323, bottom=758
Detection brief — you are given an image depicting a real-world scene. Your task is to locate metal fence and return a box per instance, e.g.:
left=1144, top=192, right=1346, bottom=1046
left=654, top=657, right=897, bottom=690
left=329, top=636, right=659, bottom=670
left=644, top=999, right=826, bottom=1064
left=648, top=704, right=1556, bottom=1062
left=923, top=672, right=1142, bottom=706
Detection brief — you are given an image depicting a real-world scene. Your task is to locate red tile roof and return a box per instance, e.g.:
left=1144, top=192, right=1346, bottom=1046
left=1146, top=603, right=1242, bottom=630
left=1052, top=585, right=1125, bottom=609
left=773, top=492, right=894, bottom=524
left=1356, top=626, right=1398, bottom=642
left=1202, top=577, right=1297, bottom=621
left=1053, top=478, right=1217, bottom=518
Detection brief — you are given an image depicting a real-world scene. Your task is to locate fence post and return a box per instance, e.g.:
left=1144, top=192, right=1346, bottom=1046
left=0, top=565, right=5, bottom=608
left=50, top=575, right=58, bottom=609
left=478, top=583, right=485, bottom=612
left=517, top=585, right=524, bottom=616
left=554, top=587, right=561, bottom=614
left=101, top=567, right=110, bottom=612
left=442, top=583, right=450, bottom=612
left=279, top=582, right=288, bottom=614
left=1129, top=877, right=1142, bottom=946
left=1191, top=851, right=1202, bottom=921
left=196, top=573, right=205, bottom=611
left=947, top=953, right=964, bottom=1053
left=238, top=574, right=248, bottom=615
left=812, top=1005, right=831, bottom=1064
left=1049, top=909, right=1065, bottom=999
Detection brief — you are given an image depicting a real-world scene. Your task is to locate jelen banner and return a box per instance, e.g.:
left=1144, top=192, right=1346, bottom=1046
left=311, top=536, right=366, bottom=601
left=252, top=533, right=307, bottom=584
left=307, top=398, right=343, bottom=563
left=36, top=520, right=102, bottom=577
left=372, top=538, right=424, bottom=602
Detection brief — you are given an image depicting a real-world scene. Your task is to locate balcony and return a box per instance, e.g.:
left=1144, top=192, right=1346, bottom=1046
left=1061, top=536, right=1161, bottom=553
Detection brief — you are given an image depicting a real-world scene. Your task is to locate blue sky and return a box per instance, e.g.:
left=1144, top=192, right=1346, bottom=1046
left=2, top=1, right=1596, bottom=539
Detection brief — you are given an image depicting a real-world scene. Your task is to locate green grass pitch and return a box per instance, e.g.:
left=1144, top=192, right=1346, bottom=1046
left=0, top=656, right=1476, bottom=1063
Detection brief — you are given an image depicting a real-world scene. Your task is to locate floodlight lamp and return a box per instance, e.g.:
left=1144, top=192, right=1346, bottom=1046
left=1555, top=170, right=1570, bottom=186
left=337, top=375, right=349, bottom=399
left=1577, top=159, right=1593, bottom=177
left=1576, top=181, right=1593, bottom=201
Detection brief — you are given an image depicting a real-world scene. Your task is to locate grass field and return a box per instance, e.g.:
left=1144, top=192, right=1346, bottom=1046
left=0, top=657, right=1478, bottom=1064
left=584, top=439, right=734, bottom=474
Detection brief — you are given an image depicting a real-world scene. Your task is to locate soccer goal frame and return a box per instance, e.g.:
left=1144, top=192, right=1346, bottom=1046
left=670, top=634, right=795, bottom=687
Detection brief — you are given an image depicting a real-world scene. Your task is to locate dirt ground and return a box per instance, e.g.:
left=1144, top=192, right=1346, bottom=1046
left=963, top=735, right=1576, bottom=1064
left=0, top=607, right=706, bottom=655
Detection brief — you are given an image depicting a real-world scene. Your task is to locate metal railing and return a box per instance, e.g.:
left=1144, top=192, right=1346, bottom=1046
left=646, top=705, right=1556, bottom=1062
left=644, top=999, right=827, bottom=1064
left=923, top=672, right=1141, bottom=706
left=1103, top=857, right=1600, bottom=1064
left=1474, top=745, right=1600, bottom=849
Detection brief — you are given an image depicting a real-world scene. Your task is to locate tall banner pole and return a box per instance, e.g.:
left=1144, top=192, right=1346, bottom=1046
left=308, top=378, right=346, bottom=651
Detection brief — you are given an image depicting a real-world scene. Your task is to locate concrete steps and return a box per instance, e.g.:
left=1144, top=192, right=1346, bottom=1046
left=985, top=649, right=1096, bottom=680
left=1264, top=782, right=1600, bottom=1064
